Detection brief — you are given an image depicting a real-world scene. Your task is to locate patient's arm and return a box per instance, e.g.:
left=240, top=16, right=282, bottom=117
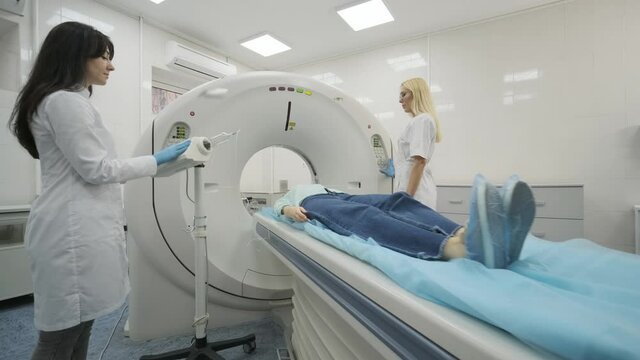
left=283, top=206, right=309, bottom=222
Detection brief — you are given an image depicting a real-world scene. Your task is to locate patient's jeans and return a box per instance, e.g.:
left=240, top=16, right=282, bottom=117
left=301, top=191, right=462, bottom=259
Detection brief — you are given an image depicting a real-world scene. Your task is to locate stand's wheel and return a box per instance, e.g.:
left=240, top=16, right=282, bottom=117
left=243, top=340, right=257, bottom=354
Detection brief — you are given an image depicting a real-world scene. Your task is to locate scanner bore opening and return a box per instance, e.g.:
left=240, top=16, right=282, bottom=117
left=240, top=146, right=315, bottom=216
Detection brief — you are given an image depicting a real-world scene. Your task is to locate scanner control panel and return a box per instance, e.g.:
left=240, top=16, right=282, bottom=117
left=371, top=134, right=390, bottom=170
left=164, top=122, right=191, bottom=147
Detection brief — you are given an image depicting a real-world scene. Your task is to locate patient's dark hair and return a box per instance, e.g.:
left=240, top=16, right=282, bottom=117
left=8, top=21, right=114, bottom=159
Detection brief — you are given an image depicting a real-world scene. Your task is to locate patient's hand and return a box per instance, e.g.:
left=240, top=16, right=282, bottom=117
left=283, top=206, right=309, bottom=222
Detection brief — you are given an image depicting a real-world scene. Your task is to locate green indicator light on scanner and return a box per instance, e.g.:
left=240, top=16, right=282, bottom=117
left=296, top=88, right=303, bottom=93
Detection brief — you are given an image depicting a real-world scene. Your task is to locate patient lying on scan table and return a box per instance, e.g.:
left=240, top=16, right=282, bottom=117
left=274, top=174, right=534, bottom=269
left=268, top=175, right=640, bottom=359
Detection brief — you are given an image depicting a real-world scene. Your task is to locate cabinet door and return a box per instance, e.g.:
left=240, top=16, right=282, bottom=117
left=0, top=246, right=33, bottom=300
left=0, top=211, right=33, bottom=300
left=441, top=213, right=468, bottom=225
left=439, top=214, right=584, bottom=243
left=530, top=187, right=583, bottom=220
left=530, top=218, right=583, bottom=242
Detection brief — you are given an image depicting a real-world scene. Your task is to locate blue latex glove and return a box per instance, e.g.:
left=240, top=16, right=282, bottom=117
left=379, top=158, right=395, bottom=177
left=153, top=139, right=191, bottom=165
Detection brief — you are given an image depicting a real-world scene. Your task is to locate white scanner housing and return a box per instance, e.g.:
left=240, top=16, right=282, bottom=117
left=124, top=71, right=392, bottom=340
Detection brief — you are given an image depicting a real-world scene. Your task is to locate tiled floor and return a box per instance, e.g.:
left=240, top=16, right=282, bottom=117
left=0, top=295, right=287, bottom=360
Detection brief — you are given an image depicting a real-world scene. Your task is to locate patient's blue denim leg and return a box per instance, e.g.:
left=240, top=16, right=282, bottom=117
left=345, top=192, right=461, bottom=235
left=301, top=192, right=462, bottom=259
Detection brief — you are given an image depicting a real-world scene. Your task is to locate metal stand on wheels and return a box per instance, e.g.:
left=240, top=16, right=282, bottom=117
left=141, top=164, right=256, bottom=359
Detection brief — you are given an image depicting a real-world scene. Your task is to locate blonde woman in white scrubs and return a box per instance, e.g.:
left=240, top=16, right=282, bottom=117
left=395, top=77, right=442, bottom=209
left=8, top=22, right=189, bottom=360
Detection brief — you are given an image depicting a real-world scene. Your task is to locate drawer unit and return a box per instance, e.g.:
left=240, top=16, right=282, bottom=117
left=0, top=205, right=33, bottom=300
left=530, top=218, right=583, bottom=240
left=529, top=187, right=583, bottom=220
left=436, top=186, right=472, bottom=214
left=437, top=185, right=583, bottom=242
left=442, top=213, right=469, bottom=227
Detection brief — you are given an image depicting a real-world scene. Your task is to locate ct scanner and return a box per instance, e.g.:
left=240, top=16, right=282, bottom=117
left=124, top=72, right=551, bottom=359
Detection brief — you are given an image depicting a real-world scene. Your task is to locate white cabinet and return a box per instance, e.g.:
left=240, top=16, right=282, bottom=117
left=437, top=185, right=584, bottom=242
left=0, top=205, right=33, bottom=301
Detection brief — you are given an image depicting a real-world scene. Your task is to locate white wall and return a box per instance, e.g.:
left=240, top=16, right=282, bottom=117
left=140, top=21, right=253, bottom=137
left=0, top=3, right=35, bottom=206
left=37, top=0, right=145, bottom=157
left=0, top=20, right=19, bottom=91
left=3, top=0, right=638, bottom=252
left=37, top=0, right=251, bottom=157
left=289, top=38, right=429, bottom=142
left=240, top=147, right=314, bottom=193
left=0, top=0, right=252, bottom=206
left=289, top=0, right=640, bottom=253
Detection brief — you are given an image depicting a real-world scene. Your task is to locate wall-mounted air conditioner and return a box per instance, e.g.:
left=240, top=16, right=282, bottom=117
left=166, top=41, right=237, bottom=80
left=0, top=0, right=26, bottom=16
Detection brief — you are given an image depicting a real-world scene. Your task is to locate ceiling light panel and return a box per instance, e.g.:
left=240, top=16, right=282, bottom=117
left=240, top=34, right=291, bottom=57
left=149, top=0, right=165, bottom=4
left=337, top=0, right=394, bottom=31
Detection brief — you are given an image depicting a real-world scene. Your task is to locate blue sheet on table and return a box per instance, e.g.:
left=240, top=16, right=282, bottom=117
left=261, top=208, right=640, bottom=360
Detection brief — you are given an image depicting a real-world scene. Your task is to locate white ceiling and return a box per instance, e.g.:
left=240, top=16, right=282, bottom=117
left=96, top=0, right=561, bottom=70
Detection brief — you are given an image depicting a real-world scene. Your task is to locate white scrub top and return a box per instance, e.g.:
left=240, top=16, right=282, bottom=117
left=26, top=88, right=157, bottom=331
left=395, top=113, right=437, bottom=209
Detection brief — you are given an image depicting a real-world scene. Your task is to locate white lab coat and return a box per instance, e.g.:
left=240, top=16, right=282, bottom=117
left=25, top=88, right=157, bottom=331
left=395, top=113, right=437, bottom=209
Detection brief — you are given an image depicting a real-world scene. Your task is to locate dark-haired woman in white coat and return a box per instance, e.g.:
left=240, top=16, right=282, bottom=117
left=8, top=21, right=188, bottom=359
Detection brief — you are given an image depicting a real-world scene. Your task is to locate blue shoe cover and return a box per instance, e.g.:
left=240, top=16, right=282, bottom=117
left=465, top=175, right=507, bottom=268
left=465, top=175, right=487, bottom=265
left=501, top=175, right=520, bottom=260
left=501, top=176, right=535, bottom=265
